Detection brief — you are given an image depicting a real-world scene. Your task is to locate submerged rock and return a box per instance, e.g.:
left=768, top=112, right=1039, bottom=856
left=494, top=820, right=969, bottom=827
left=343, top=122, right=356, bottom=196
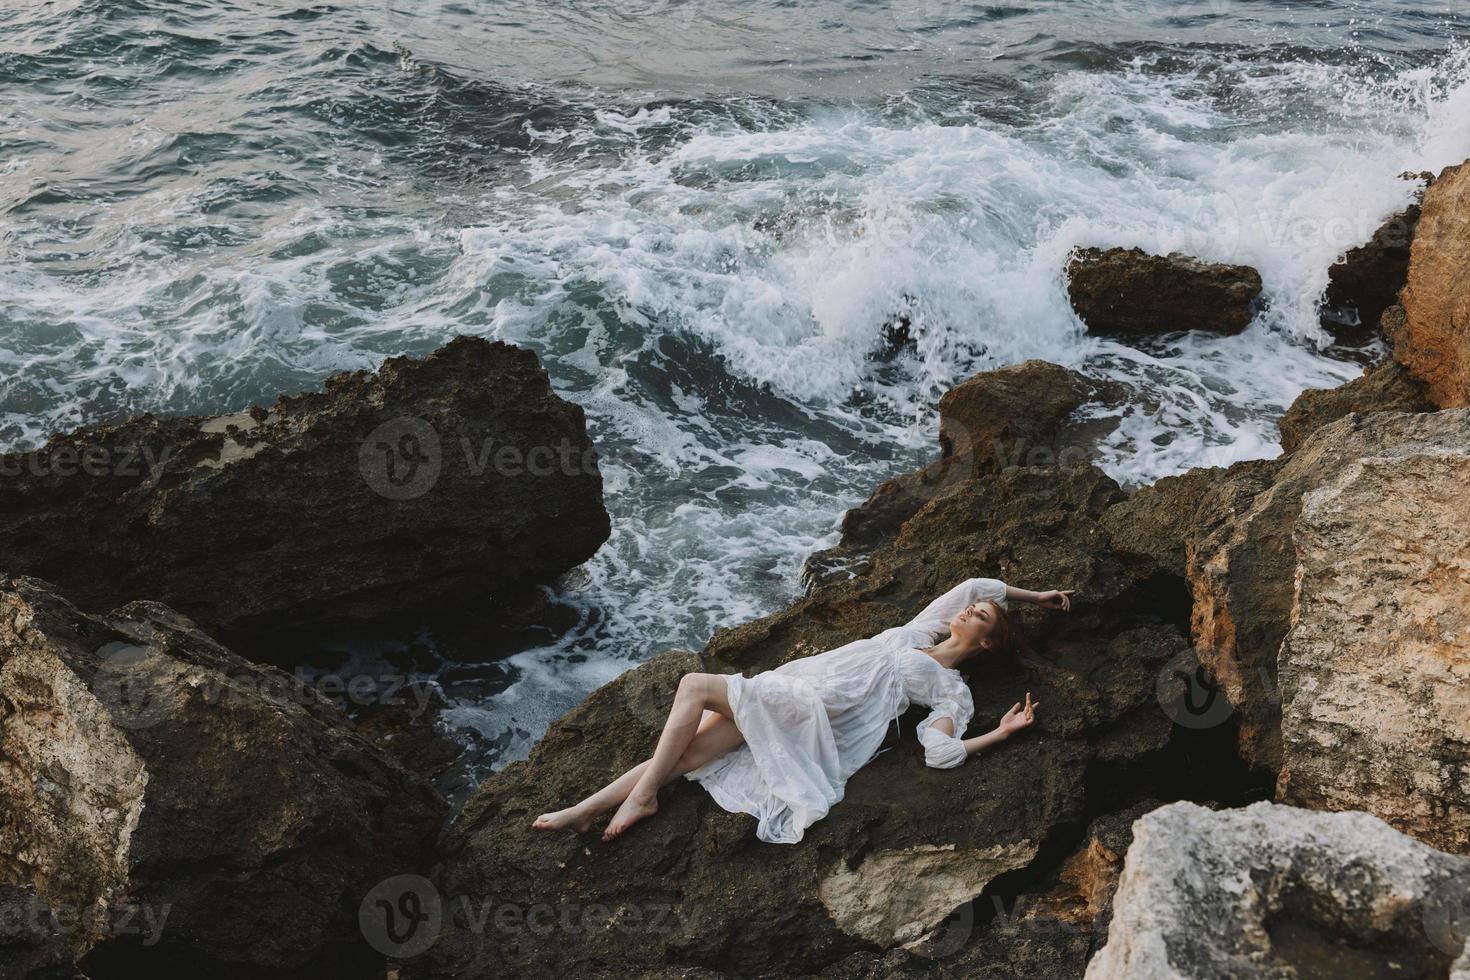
left=1087, top=801, right=1470, bottom=979
left=1066, top=247, right=1262, bottom=338
left=0, top=576, right=448, bottom=978
left=1277, top=412, right=1470, bottom=853
left=1276, top=359, right=1434, bottom=453
left=1387, top=159, right=1470, bottom=407
left=0, top=336, right=610, bottom=641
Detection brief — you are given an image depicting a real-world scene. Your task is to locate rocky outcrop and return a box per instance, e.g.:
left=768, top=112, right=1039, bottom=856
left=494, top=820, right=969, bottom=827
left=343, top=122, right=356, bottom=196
left=1066, top=247, right=1262, bottom=338
left=1276, top=359, right=1434, bottom=452
left=1276, top=417, right=1470, bottom=853
left=1186, top=410, right=1470, bottom=774
left=416, top=424, right=1223, bottom=977
left=1100, top=468, right=1222, bottom=581
left=0, top=337, right=610, bottom=641
left=1087, top=802, right=1470, bottom=979
left=1321, top=198, right=1421, bottom=344
left=1387, top=160, right=1470, bottom=407
left=806, top=360, right=1106, bottom=587
left=0, top=576, right=448, bottom=978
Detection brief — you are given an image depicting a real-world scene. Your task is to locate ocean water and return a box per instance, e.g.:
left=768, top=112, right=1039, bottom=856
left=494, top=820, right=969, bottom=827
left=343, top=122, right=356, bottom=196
left=3, top=0, right=1469, bottom=783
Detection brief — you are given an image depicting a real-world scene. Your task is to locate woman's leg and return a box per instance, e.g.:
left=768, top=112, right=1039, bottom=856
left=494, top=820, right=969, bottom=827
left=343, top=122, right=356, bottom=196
left=603, top=672, right=732, bottom=840
left=532, top=677, right=741, bottom=834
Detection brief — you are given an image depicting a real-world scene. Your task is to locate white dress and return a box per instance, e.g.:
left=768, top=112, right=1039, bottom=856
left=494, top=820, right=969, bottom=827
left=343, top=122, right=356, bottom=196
left=687, top=577, right=1009, bottom=844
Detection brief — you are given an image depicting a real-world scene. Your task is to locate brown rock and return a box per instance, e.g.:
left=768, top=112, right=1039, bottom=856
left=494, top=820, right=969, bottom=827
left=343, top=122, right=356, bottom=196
left=1390, top=160, right=1470, bottom=406
left=806, top=360, right=1108, bottom=589
left=0, top=337, right=610, bottom=642
left=1276, top=413, right=1470, bottom=853
left=1188, top=411, right=1470, bottom=775
left=1276, top=359, right=1434, bottom=453
left=1100, top=468, right=1222, bottom=580
left=1066, top=247, right=1262, bottom=338
left=0, top=576, right=448, bottom=977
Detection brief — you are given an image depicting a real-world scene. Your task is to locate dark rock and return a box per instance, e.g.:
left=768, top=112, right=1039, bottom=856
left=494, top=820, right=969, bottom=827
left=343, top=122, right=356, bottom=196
left=0, top=576, right=448, bottom=978
left=1277, top=359, right=1434, bottom=453
left=1320, top=200, right=1422, bottom=345
left=416, top=452, right=1212, bottom=978
left=0, top=337, right=610, bottom=642
left=0, top=884, right=85, bottom=980
left=1100, top=468, right=1222, bottom=581
left=1066, top=247, right=1262, bottom=338
left=806, top=360, right=1109, bottom=590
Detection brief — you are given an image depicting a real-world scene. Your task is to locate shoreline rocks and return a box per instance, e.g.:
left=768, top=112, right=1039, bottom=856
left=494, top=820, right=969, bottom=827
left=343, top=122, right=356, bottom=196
left=1276, top=410, right=1470, bottom=853
left=1066, top=247, right=1262, bottom=338
left=1087, top=802, right=1470, bottom=979
left=1385, top=161, right=1470, bottom=407
left=1321, top=196, right=1423, bottom=345
left=0, top=575, right=448, bottom=978
left=0, top=337, right=610, bottom=643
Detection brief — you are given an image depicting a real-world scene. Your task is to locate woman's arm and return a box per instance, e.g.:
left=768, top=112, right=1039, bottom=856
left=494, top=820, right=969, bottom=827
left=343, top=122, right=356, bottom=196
left=928, top=692, right=1039, bottom=758
left=1005, top=586, right=1074, bottom=611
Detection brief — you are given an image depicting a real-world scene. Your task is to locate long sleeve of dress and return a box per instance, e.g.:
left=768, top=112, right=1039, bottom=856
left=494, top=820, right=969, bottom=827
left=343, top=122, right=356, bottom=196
left=915, top=671, right=976, bottom=769
left=903, top=577, right=1009, bottom=647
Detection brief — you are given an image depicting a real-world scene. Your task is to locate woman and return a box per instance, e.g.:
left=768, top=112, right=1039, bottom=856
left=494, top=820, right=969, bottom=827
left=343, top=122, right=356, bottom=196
left=534, top=577, right=1072, bottom=844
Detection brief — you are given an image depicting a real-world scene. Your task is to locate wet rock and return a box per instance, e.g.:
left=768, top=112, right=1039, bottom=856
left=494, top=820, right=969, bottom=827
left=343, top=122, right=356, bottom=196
left=417, top=453, right=1206, bottom=978
left=1388, top=159, right=1470, bottom=407
left=0, top=576, right=448, bottom=978
left=1100, top=468, right=1222, bottom=580
left=1187, top=411, right=1470, bottom=776
left=806, top=360, right=1106, bottom=590
left=1066, top=247, right=1262, bottom=338
left=1277, top=415, right=1470, bottom=853
left=1321, top=198, right=1422, bottom=345
left=1277, top=359, right=1434, bottom=453
left=1086, top=801, right=1470, bottom=979
left=0, top=337, right=610, bottom=642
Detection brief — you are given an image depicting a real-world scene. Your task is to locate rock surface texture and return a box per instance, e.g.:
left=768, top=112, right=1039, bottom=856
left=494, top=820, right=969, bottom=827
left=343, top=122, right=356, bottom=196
left=411, top=354, right=1258, bottom=978
left=0, top=576, right=448, bottom=978
left=1186, top=410, right=1470, bottom=775
left=1276, top=359, right=1434, bottom=453
left=1087, top=802, right=1470, bottom=980
left=1388, top=160, right=1470, bottom=407
left=1066, top=247, right=1262, bottom=338
left=0, top=337, right=610, bottom=640
left=1276, top=410, right=1470, bottom=854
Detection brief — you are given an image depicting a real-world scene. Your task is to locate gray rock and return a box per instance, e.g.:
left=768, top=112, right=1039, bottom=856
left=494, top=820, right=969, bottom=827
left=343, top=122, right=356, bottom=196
left=1087, top=801, right=1470, bottom=979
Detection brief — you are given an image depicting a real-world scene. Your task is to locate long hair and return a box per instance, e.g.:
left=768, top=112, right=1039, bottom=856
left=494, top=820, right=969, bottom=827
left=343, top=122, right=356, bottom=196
left=983, top=600, right=1013, bottom=659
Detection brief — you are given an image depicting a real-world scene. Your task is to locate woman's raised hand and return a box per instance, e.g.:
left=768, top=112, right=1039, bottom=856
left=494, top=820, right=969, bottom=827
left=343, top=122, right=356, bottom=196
left=999, top=692, right=1039, bottom=737
left=1036, top=589, right=1074, bottom=611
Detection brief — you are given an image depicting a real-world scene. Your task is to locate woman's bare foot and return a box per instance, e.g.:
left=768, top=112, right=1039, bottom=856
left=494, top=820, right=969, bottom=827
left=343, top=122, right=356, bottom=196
left=602, top=792, right=658, bottom=841
left=532, top=804, right=595, bottom=833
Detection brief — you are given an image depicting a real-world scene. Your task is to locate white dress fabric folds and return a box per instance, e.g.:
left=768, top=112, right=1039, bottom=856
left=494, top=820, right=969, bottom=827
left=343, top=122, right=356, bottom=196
left=687, top=577, right=1008, bottom=843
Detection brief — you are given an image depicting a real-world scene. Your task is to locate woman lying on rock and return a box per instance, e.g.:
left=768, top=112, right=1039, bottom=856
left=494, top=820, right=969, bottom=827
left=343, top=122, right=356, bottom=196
left=534, top=577, right=1071, bottom=844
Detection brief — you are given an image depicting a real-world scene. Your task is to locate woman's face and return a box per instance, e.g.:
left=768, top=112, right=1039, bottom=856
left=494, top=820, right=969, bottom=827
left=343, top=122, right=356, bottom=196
left=949, top=600, right=998, bottom=652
